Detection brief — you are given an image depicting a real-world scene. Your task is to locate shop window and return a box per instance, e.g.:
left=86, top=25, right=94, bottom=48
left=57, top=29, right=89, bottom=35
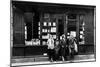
left=41, top=13, right=57, bottom=45
left=25, top=21, right=40, bottom=46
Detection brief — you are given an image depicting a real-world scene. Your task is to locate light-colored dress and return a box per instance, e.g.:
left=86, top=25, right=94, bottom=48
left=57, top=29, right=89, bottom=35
left=47, top=39, right=54, bottom=49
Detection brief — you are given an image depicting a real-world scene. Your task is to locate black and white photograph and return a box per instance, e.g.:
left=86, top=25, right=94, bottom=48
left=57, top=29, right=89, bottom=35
left=10, top=0, right=96, bottom=67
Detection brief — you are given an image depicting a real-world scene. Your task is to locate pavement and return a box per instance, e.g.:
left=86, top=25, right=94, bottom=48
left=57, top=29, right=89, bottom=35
left=11, top=54, right=95, bottom=67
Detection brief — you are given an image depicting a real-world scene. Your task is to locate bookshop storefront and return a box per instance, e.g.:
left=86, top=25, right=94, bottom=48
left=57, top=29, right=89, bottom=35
left=11, top=1, right=95, bottom=57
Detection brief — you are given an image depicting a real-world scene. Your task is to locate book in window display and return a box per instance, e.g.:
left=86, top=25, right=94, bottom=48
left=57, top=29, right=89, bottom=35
left=48, top=29, right=50, bottom=32
left=51, top=27, right=56, bottom=32
left=48, top=22, right=51, bottom=26
left=38, top=22, right=40, bottom=26
left=38, top=31, right=40, bottom=34
left=43, top=22, right=47, bottom=26
left=53, top=22, right=56, bottom=26
left=80, top=31, right=83, bottom=34
left=44, top=29, right=47, bottom=32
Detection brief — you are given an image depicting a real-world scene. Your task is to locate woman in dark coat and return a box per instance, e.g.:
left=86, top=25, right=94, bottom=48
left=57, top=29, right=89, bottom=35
left=54, top=38, right=60, bottom=61
left=60, top=34, right=68, bottom=61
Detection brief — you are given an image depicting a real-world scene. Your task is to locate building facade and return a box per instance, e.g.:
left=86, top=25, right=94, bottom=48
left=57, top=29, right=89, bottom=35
left=11, top=1, right=96, bottom=57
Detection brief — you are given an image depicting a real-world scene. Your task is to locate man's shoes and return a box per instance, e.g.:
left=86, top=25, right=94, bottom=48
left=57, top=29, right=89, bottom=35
left=62, top=56, right=65, bottom=61
left=50, top=58, right=54, bottom=62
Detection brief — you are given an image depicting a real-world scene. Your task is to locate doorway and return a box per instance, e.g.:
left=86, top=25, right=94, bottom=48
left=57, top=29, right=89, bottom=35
left=56, top=14, right=64, bottom=40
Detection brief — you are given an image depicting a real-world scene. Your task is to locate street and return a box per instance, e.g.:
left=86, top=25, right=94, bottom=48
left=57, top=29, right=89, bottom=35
left=11, top=54, right=95, bottom=67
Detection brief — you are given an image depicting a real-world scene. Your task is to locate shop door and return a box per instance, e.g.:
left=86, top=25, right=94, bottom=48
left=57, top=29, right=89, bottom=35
left=66, top=14, right=80, bottom=45
left=56, top=14, right=65, bottom=40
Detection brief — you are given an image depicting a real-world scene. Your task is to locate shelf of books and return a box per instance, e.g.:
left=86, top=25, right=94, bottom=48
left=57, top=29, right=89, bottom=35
left=41, top=13, right=57, bottom=45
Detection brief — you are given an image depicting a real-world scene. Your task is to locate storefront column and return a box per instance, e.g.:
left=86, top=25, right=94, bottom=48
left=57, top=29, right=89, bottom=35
left=76, top=15, right=80, bottom=45
left=64, top=14, right=68, bottom=39
left=40, top=12, right=43, bottom=45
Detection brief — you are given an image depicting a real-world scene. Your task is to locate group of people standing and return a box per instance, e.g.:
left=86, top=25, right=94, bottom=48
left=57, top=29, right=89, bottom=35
left=47, top=34, right=78, bottom=62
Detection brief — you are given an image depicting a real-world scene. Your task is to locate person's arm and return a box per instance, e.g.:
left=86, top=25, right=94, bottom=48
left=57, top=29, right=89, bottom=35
left=53, top=39, right=54, bottom=45
left=47, top=39, right=49, bottom=46
left=74, top=38, right=77, bottom=44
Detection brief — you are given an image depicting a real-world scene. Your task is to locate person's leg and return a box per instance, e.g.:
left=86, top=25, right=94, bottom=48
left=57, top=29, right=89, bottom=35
left=65, top=47, right=70, bottom=60
left=48, top=49, right=51, bottom=60
left=55, top=50, right=59, bottom=61
left=70, top=48, right=74, bottom=60
left=53, top=49, right=56, bottom=61
left=61, top=47, right=65, bottom=61
left=50, top=49, right=54, bottom=62
left=59, top=47, right=62, bottom=60
left=56, top=50, right=59, bottom=61
left=71, top=48, right=75, bottom=58
left=57, top=49, right=60, bottom=60
left=63, top=47, right=67, bottom=60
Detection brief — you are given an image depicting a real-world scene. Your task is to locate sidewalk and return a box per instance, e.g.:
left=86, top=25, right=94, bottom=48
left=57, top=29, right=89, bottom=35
left=11, top=54, right=95, bottom=67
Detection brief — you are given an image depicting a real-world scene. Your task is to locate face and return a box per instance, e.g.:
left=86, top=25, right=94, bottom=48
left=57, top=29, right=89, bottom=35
left=62, top=35, right=65, bottom=40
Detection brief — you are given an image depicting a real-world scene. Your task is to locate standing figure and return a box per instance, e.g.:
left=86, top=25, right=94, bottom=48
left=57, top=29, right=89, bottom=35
left=54, top=37, right=60, bottom=61
left=68, top=35, right=77, bottom=59
left=47, top=34, right=55, bottom=62
left=60, top=34, right=67, bottom=61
